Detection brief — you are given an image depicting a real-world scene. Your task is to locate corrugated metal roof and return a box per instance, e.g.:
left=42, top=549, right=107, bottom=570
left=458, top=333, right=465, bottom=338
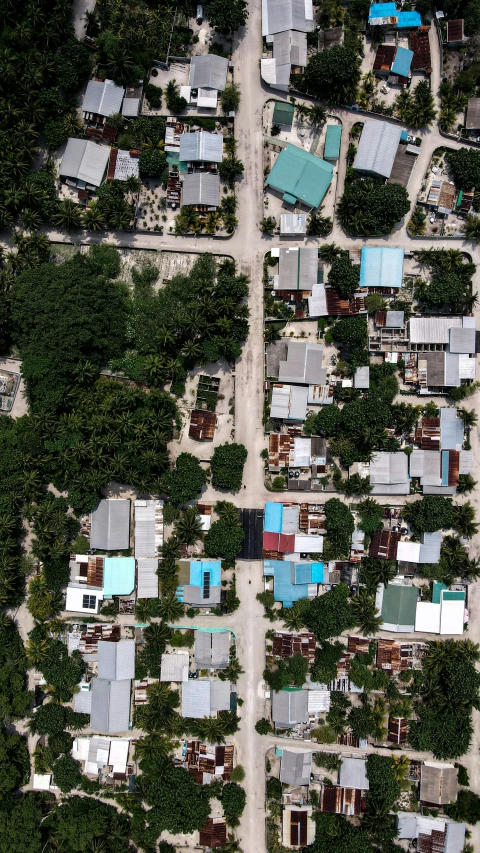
left=271, top=384, right=308, bottom=420
left=277, top=247, right=318, bottom=290
left=211, top=632, right=230, bottom=668
left=97, top=639, right=135, bottom=681
left=391, top=46, right=413, bottom=76
left=449, top=326, right=476, bottom=354
left=421, top=762, right=458, bottom=805
left=368, top=1, right=396, bottom=23
left=273, top=29, right=308, bottom=67
left=90, top=499, right=130, bottom=550
left=60, top=138, right=110, bottom=188
left=134, top=499, right=163, bottom=559
left=385, top=310, right=405, bottom=327
left=182, top=681, right=211, bottom=718
left=210, top=680, right=231, bottom=712
left=194, top=631, right=212, bottom=667
left=444, top=352, right=460, bottom=387
left=261, top=58, right=291, bottom=89
left=189, top=54, right=228, bottom=91
left=137, top=558, right=159, bottom=599
left=360, top=246, right=404, bottom=289
left=380, top=583, right=417, bottom=630
left=445, top=821, right=466, bottom=853
left=278, top=342, right=324, bottom=384
left=266, top=144, right=333, bottom=209
left=409, top=317, right=462, bottom=344
left=90, top=678, right=131, bottom=734
left=459, top=449, right=473, bottom=474
left=306, top=689, right=330, bottom=712
left=83, top=79, right=125, bottom=117
left=354, top=366, right=369, bottom=388
left=339, top=758, right=369, bottom=790
left=280, top=750, right=312, bottom=785
left=308, top=283, right=328, bottom=316
left=272, top=689, right=308, bottom=726
left=160, top=652, right=189, bottom=682
left=122, top=97, right=140, bottom=116
left=324, top=124, right=342, bottom=160
left=182, top=172, right=220, bottom=206
left=466, top=98, right=480, bottom=130
left=397, top=10, right=421, bottom=26
left=280, top=213, right=307, bottom=235
left=419, top=531, right=442, bottom=564
left=74, top=689, right=92, bottom=714
left=369, top=452, right=409, bottom=485
left=440, top=407, right=464, bottom=451
left=179, top=131, right=223, bottom=163
left=353, top=119, right=402, bottom=178
left=262, top=0, right=314, bottom=35
left=103, top=557, right=135, bottom=597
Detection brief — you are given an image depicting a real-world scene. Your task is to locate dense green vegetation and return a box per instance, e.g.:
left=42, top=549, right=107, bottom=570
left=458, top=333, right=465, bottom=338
left=301, top=44, right=361, bottom=105
left=413, top=248, right=476, bottom=313
left=211, top=443, right=248, bottom=490
left=328, top=251, right=360, bottom=298
left=338, top=178, right=410, bottom=236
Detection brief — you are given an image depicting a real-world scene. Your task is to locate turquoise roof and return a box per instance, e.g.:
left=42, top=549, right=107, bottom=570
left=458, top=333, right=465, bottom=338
left=391, top=46, right=413, bottom=77
left=190, top=559, right=221, bottom=586
left=396, top=10, right=421, bottom=26
left=103, top=557, right=135, bottom=598
left=442, top=590, right=465, bottom=601
left=400, top=130, right=409, bottom=141
left=432, top=581, right=447, bottom=604
left=360, top=247, right=404, bottom=289
left=324, top=124, right=342, bottom=160
left=265, top=502, right=283, bottom=534
left=264, top=558, right=324, bottom=607
left=369, top=2, right=396, bottom=21
left=266, top=144, right=333, bottom=209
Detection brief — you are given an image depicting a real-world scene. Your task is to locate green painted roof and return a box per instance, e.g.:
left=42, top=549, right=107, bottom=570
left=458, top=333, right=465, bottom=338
left=273, top=101, right=295, bottom=126
left=432, top=581, right=447, bottom=604
left=381, top=584, right=417, bottom=627
left=266, top=144, right=334, bottom=209
left=443, top=590, right=465, bottom=601
left=324, top=124, right=342, bottom=160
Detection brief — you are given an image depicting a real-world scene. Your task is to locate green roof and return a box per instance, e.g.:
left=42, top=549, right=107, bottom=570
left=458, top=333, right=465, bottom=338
left=324, top=124, right=342, bottom=160
left=273, top=101, right=295, bottom=126
left=443, top=590, right=465, bottom=601
left=432, top=581, right=447, bottom=604
left=381, top=584, right=417, bottom=629
left=266, top=144, right=334, bottom=209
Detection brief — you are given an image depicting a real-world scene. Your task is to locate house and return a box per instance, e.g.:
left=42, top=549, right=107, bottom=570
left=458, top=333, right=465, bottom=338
left=282, top=806, right=315, bottom=849
left=353, top=119, right=402, bottom=179
left=65, top=585, right=104, bottom=614
left=447, top=19, right=464, bottom=46
left=440, top=407, right=466, bottom=450
left=179, top=130, right=223, bottom=163
left=97, top=639, right=135, bottom=680
left=368, top=452, right=410, bottom=495
left=263, top=501, right=324, bottom=559
left=272, top=688, right=308, bottom=728
left=186, top=741, right=234, bottom=783
left=324, top=124, right=342, bottom=161
left=199, top=819, right=228, bottom=848
left=410, top=26, right=432, bottom=72
left=317, top=25, right=344, bottom=49
left=90, top=499, right=130, bottom=551
left=265, top=144, right=333, bottom=209
left=420, top=761, right=458, bottom=806
left=388, top=715, right=409, bottom=744
left=278, top=342, right=326, bottom=385
left=359, top=247, right=404, bottom=290
left=181, top=679, right=231, bottom=718
left=373, top=44, right=413, bottom=85
left=262, top=0, right=314, bottom=36
left=272, top=247, right=319, bottom=291
left=160, top=652, right=190, bottom=682
left=368, top=2, right=398, bottom=25
left=376, top=582, right=418, bottom=632
left=370, top=528, right=401, bottom=560
left=320, top=785, right=364, bottom=815
left=397, top=531, right=442, bottom=565
left=397, top=813, right=465, bottom=853
left=377, top=638, right=420, bottom=672
left=182, top=172, right=220, bottom=207
left=270, top=384, right=309, bottom=420
left=102, top=557, right=135, bottom=598
left=134, top=499, right=163, bottom=598
left=264, top=559, right=324, bottom=606
left=280, top=749, right=312, bottom=786
left=397, top=10, right=421, bottom=27
left=122, top=85, right=142, bottom=117
left=409, top=444, right=472, bottom=495
left=466, top=98, right=480, bottom=132
left=272, top=632, right=316, bottom=663
left=189, top=409, right=217, bottom=440
left=90, top=678, right=132, bottom=734
left=415, top=586, right=466, bottom=635
left=82, top=79, right=125, bottom=123
left=353, top=366, right=369, bottom=389
left=59, top=138, right=110, bottom=190
left=72, top=736, right=131, bottom=777
left=262, top=31, right=308, bottom=92
left=110, top=149, right=139, bottom=181
left=188, top=54, right=229, bottom=110
left=338, top=758, right=369, bottom=790
left=280, top=213, right=307, bottom=236
left=176, top=559, right=222, bottom=607
left=194, top=629, right=230, bottom=669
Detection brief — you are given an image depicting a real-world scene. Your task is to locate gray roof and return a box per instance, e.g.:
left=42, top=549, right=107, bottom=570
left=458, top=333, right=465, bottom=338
left=160, top=652, right=189, bottom=682
left=282, top=504, right=299, bottom=533
left=83, top=79, right=125, bottom=117
left=182, top=172, right=220, bottom=206
left=90, top=499, right=130, bottom=551
left=189, top=54, right=229, bottom=91
left=440, top=407, right=464, bottom=451
left=272, top=689, right=308, bottom=727
left=280, top=213, right=307, bottom=235
left=353, top=119, right=402, bottom=178
left=181, top=679, right=230, bottom=718
left=181, top=583, right=221, bottom=606
left=280, top=750, right=312, bottom=786
left=369, top=452, right=409, bottom=486
left=134, top=500, right=160, bottom=558
left=397, top=814, right=465, bottom=848
left=194, top=631, right=212, bottom=667
left=445, top=822, right=467, bottom=853
left=210, top=679, right=231, bottom=713
left=137, top=558, right=159, bottom=599
left=88, top=736, right=110, bottom=768
left=273, top=30, right=308, bottom=66
left=423, top=485, right=457, bottom=495
left=354, top=366, right=370, bottom=388
left=449, top=326, right=476, bottom=354
left=459, top=449, right=473, bottom=474
left=74, top=689, right=92, bottom=714
left=59, top=138, right=110, bottom=188
left=194, top=630, right=230, bottom=668
left=338, top=757, right=369, bottom=790
left=90, top=678, right=131, bottom=734
left=179, top=131, right=223, bottom=163
left=97, top=639, right=135, bottom=681
left=420, top=762, right=458, bottom=805
left=262, top=0, right=314, bottom=35
left=371, top=483, right=411, bottom=495
left=271, top=384, right=309, bottom=420
left=278, top=342, right=325, bottom=385
left=385, top=310, right=405, bottom=327
left=308, top=283, right=328, bottom=317
left=466, top=97, right=480, bottom=130
left=122, top=97, right=140, bottom=117
left=409, top=449, right=441, bottom=484
left=419, top=531, right=442, bottom=563
left=277, top=247, right=318, bottom=290
left=410, top=317, right=462, bottom=345
left=444, top=353, right=460, bottom=387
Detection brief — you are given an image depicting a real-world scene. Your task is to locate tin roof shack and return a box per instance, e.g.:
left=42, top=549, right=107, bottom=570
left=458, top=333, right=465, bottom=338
left=388, top=715, right=409, bottom=743
left=466, top=98, right=480, bottom=132
left=273, top=632, right=316, bottom=663
left=181, top=172, right=220, bottom=208
left=199, top=819, right=228, bottom=848
left=179, top=130, right=224, bottom=164
left=265, top=144, right=334, bottom=209
left=280, top=750, right=312, bottom=786
left=186, top=741, right=234, bottom=783
left=89, top=639, right=134, bottom=734
left=420, top=762, right=459, bottom=806
left=370, top=528, right=401, bottom=559
left=397, top=814, right=466, bottom=853
left=280, top=213, right=307, bottom=236
left=410, top=26, right=432, bottom=72
left=262, top=0, right=314, bottom=36
left=189, top=409, right=217, bottom=440
left=376, top=638, right=423, bottom=672
left=282, top=805, right=315, bottom=848
left=261, top=31, right=308, bottom=92
left=270, top=384, right=309, bottom=421
left=446, top=19, right=465, bottom=46
left=317, top=25, right=344, bottom=49
left=353, top=120, right=402, bottom=179
left=278, top=342, right=326, bottom=384
left=160, top=652, right=189, bottom=682
left=82, top=79, right=125, bottom=125
left=320, top=784, right=364, bottom=815
left=373, top=44, right=413, bottom=87
left=90, top=499, right=130, bottom=551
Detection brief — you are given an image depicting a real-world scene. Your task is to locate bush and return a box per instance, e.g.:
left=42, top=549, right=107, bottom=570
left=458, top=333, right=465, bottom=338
left=328, top=252, right=360, bottom=298
left=211, top=443, right=247, bottom=491
left=338, top=180, right=410, bottom=236
left=302, top=44, right=361, bottom=105
left=255, top=717, right=272, bottom=735
left=139, top=148, right=168, bottom=178
left=145, top=83, right=162, bottom=109
left=221, top=782, right=246, bottom=824
left=266, top=776, right=283, bottom=799
left=52, top=753, right=82, bottom=793
left=230, top=765, right=245, bottom=782
left=446, top=789, right=480, bottom=823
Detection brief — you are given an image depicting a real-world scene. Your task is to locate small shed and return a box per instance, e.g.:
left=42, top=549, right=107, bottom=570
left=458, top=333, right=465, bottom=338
left=324, top=124, right=342, bottom=161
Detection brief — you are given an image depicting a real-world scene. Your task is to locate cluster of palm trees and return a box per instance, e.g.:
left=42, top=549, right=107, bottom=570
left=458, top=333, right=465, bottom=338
left=395, top=80, right=437, bottom=128
left=439, top=79, right=468, bottom=133
left=175, top=194, right=238, bottom=236
left=291, top=100, right=327, bottom=128
left=413, top=248, right=478, bottom=312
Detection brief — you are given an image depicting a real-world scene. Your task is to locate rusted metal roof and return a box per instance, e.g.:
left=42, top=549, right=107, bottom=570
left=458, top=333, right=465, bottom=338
left=377, top=639, right=416, bottom=672
left=107, top=148, right=118, bottom=182
left=388, top=715, right=408, bottom=743
left=87, top=556, right=105, bottom=587
left=347, top=636, right=370, bottom=655
left=273, top=632, right=316, bottom=663
left=189, top=409, right=217, bottom=440
left=269, top=433, right=293, bottom=469
left=448, top=449, right=460, bottom=486
left=370, top=529, right=401, bottom=559
left=373, top=43, right=396, bottom=72
left=199, top=819, right=227, bottom=847
left=447, top=19, right=464, bottom=41
left=415, top=417, right=441, bottom=450
left=290, top=810, right=307, bottom=847
left=410, top=26, right=432, bottom=71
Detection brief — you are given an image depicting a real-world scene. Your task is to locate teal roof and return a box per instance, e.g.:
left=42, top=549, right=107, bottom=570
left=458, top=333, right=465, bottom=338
left=391, top=46, right=413, bottom=77
left=443, top=590, right=465, bottom=601
left=396, top=10, right=421, bottom=26
left=103, top=557, right=135, bottom=598
left=273, top=101, right=295, bottom=126
left=266, top=144, right=333, bottom=209
left=381, top=584, right=417, bottom=628
left=189, top=560, right=221, bottom=586
left=432, top=581, right=448, bottom=604
left=324, top=125, right=342, bottom=160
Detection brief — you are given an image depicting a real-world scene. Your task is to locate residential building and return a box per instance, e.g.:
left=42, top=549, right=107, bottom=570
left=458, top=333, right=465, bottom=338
left=317, top=25, right=344, bottom=49
left=278, top=342, right=326, bottom=385
left=265, top=144, right=333, bottom=209
left=72, top=736, right=131, bottom=778
left=272, top=247, right=319, bottom=291
left=263, top=501, right=324, bottom=560
left=280, top=213, right=307, bottom=236
left=368, top=451, right=410, bottom=495
left=359, top=246, right=404, bottom=290
left=160, top=652, right=190, bottom=682
left=90, top=499, right=130, bottom=551
left=122, top=85, right=142, bottom=117
left=376, top=581, right=418, bottom=632
left=373, top=44, right=413, bottom=85
left=187, top=54, right=229, bottom=110
left=134, top=499, right=162, bottom=599
left=397, top=530, right=442, bottom=564
left=109, top=149, right=139, bottom=181
left=186, top=740, right=234, bottom=783
left=388, top=716, right=409, bottom=744
left=65, top=585, right=104, bottom=614
left=262, top=31, right=308, bottom=91
left=179, top=130, right=224, bottom=163
left=446, top=18, right=465, bottom=45
left=272, top=632, right=316, bottom=663
left=176, top=559, right=222, bottom=607
left=264, top=559, right=324, bottom=606
left=59, top=138, right=110, bottom=190
left=82, top=79, right=125, bottom=123
left=376, top=638, right=423, bottom=672
left=353, top=119, right=402, bottom=178
left=194, top=629, right=230, bottom=669
left=270, top=383, right=309, bottom=420
left=272, top=688, right=308, bottom=728
left=262, top=0, right=314, bottom=36
left=181, top=679, right=231, bottom=718
left=354, top=366, right=369, bottom=389
left=97, top=639, right=135, bottom=681
left=338, top=758, right=369, bottom=790
left=397, top=814, right=465, bottom=853
left=466, top=97, right=480, bottom=132
left=410, top=26, right=432, bottom=72
left=420, top=762, right=458, bottom=806
left=89, top=639, right=134, bottom=733
left=189, top=409, right=217, bottom=440
left=282, top=806, right=315, bottom=849
left=182, top=172, right=220, bottom=207
left=199, top=819, right=227, bottom=848
left=415, top=584, right=466, bottom=635
left=368, top=3, right=421, bottom=27
left=320, top=785, right=364, bottom=815
left=280, top=749, right=312, bottom=786
left=102, top=557, right=135, bottom=599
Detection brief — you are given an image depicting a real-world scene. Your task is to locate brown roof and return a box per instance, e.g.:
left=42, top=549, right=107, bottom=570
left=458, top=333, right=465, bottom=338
left=410, top=26, right=432, bottom=71
left=438, top=181, right=456, bottom=210
left=189, top=409, right=217, bottom=440
left=373, top=44, right=396, bottom=72
left=87, top=556, right=105, bottom=587
left=370, top=529, right=401, bottom=560
left=377, top=639, right=416, bottom=671
left=199, top=819, right=227, bottom=847
left=273, top=632, right=316, bottom=662
left=422, top=352, right=445, bottom=386
left=290, top=810, right=308, bottom=847
left=318, top=26, right=344, bottom=50
left=388, top=715, right=408, bottom=743
left=320, top=785, right=363, bottom=815
left=448, top=449, right=460, bottom=486
left=269, top=433, right=293, bottom=469
left=102, top=124, right=117, bottom=142
left=107, top=148, right=118, bottom=182
left=420, top=763, right=458, bottom=805
left=387, top=145, right=417, bottom=189
left=447, top=19, right=464, bottom=41
left=418, top=828, right=448, bottom=853
left=347, top=636, right=370, bottom=655
left=415, top=417, right=441, bottom=450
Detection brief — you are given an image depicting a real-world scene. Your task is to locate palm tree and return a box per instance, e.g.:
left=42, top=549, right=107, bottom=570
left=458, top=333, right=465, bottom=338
left=143, top=620, right=171, bottom=652
left=219, top=657, right=244, bottom=683
left=157, top=593, right=184, bottom=623
left=457, top=408, right=478, bottom=429
left=371, top=696, right=387, bottom=742
left=281, top=602, right=305, bottom=631
left=318, top=243, right=341, bottom=263
left=215, top=501, right=239, bottom=524
left=352, top=588, right=383, bottom=636
left=465, top=214, right=480, bottom=243
left=358, top=558, right=398, bottom=595
left=83, top=203, right=105, bottom=231
left=159, top=536, right=181, bottom=563
left=134, top=733, right=174, bottom=762
left=458, top=474, right=477, bottom=494
left=307, top=104, right=327, bottom=127
left=264, top=324, right=281, bottom=344
left=463, top=557, right=480, bottom=581
left=144, top=354, right=165, bottom=386
left=205, top=212, right=220, bottom=235
left=194, top=715, right=227, bottom=743
left=26, top=636, right=49, bottom=666
left=53, top=199, right=83, bottom=231
left=174, top=506, right=203, bottom=545
left=453, top=501, right=479, bottom=538
left=134, top=598, right=155, bottom=623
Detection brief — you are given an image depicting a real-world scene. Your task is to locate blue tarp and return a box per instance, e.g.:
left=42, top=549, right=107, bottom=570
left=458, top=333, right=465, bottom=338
left=391, top=46, right=413, bottom=77
left=311, top=562, right=324, bottom=583
left=396, top=10, right=421, bottom=26
left=265, top=502, right=283, bottom=534
left=400, top=130, right=409, bottom=141
left=360, top=247, right=404, bottom=289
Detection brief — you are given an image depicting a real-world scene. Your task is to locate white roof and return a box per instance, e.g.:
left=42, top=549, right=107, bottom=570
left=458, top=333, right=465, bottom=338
left=459, top=354, right=476, bottom=379
left=440, top=597, right=465, bottom=635
left=114, top=149, right=139, bottom=181
left=415, top=601, right=441, bottom=633
left=294, top=534, right=323, bottom=553
left=60, top=138, right=110, bottom=188
left=292, top=437, right=311, bottom=466
left=197, top=89, right=218, bottom=108
left=396, top=541, right=420, bottom=562
left=65, top=584, right=103, bottom=613
left=134, top=499, right=163, bottom=558
left=409, top=316, right=462, bottom=344
left=109, top=739, right=129, bottom=774
left=307, top=689, right=331, bottom=712
left=160, top=652, right=190, bottom=682
left=72, top=737, right=90, bottom=762
left=33, top=773, right=52, bottom=790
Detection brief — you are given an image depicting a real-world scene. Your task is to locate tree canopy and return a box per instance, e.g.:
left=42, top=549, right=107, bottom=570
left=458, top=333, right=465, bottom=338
left=338, top=179, right=410, bottom=236
left=211, top=443, right=248, bottom=491
left=304, top=583, right=356, bottom=641
left=302, top=45, right=361, bottom=105
left=207, top=0, right=248, bottom=34
left=328, top=251, right=360, bottom=298
left=161, top=453, right=207, bottom=506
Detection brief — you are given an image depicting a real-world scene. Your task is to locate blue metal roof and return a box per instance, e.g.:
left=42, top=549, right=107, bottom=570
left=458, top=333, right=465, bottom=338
left=360, top=247, right=404, bottom=289
left=190, top=560, right=221, bottom=586
left=265, top=502, right=283, bottom=533
left=396, top=10, right=421, bottom=26
left=400, top=130, right=409, bottom=141
left=324, top=124, right=342, bottom=160
left=369, top=2, right=396, bottom=21
left=103, top=557, right=135, bottom=598
left=264, top=559, right=324, bottom=607
left=391, top=46, right=413, bottom=77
